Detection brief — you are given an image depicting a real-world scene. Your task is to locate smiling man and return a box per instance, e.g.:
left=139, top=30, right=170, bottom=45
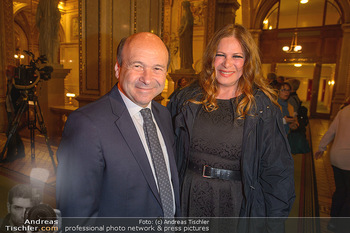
left=56, top=32, right=180, bottom=218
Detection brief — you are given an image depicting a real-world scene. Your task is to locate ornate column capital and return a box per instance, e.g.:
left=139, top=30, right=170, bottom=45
left=249, top=29, right=262, bottom=47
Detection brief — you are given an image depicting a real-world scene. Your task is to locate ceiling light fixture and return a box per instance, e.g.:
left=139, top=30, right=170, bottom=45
left=282, top=1, right=302, bottom=53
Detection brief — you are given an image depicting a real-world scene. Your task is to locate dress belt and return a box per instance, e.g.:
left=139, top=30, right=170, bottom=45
left=188, top=161, right=241, bottom=181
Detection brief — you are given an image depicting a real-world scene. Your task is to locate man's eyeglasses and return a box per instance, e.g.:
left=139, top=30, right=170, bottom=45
left=280, top=89, right=291, bottom=92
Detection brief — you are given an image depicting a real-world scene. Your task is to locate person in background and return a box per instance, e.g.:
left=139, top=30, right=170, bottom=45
left=283, top=80, right=310, bottom=154
left=315, top=103, right=350, bottom=232
left=288, top=79, right=301, bottom=113
left=277, top=82, right=298, bottom=134
left=168, top=77, right=189, bottom=100
left=339, top=96, right=350, bottom=110
left=267, top=72, right=278, bottom=89
left=0, top=184, right=41, bottom=233
left=168, top=24, right=295, bottom=223
left=277, top=75, right=285, bottom=84
left=56, top=32, right=180, bottom=218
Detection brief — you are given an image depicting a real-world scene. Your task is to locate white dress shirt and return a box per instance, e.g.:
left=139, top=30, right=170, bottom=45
left=119, top=89, right=175, bottom=214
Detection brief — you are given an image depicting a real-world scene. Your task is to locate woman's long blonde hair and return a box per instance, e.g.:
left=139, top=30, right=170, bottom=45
left=193, top=24, right=277, bottom=117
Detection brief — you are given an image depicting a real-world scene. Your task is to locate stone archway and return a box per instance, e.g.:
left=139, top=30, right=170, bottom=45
left=253, top=0, right=350, bottom=118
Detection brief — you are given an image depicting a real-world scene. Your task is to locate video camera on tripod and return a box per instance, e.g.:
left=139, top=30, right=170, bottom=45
left=13, top=50, right=53, bottom=90
left=1, top=51, right=57, bottom=173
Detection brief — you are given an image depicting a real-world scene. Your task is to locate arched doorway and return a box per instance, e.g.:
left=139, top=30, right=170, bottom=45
left=256, top=0, right=347, bottom=119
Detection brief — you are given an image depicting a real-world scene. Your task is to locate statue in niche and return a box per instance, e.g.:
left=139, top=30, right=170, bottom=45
left=178, top=1, right=194, bottom=72
left=36, top=0, right=61, bottom=64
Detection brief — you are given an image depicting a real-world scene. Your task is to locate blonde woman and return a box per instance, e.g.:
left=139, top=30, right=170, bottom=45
left=168, top=24, right=295, bottom=219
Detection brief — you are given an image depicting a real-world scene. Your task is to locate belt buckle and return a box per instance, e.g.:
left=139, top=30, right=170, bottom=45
left=202, top=165, right=212, bottom=178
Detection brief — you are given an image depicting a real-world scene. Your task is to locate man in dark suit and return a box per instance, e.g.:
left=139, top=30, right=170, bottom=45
left=56, top=32, right=180, bottom=218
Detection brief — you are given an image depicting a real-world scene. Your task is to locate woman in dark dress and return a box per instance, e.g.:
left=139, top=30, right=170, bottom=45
left=168, top=24, right=295, bottom=222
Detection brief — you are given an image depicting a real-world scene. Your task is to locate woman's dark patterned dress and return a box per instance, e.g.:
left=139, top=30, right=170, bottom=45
left=181, top=98, right=244, bottom=217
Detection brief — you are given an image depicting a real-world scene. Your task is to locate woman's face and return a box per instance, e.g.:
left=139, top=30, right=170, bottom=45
left=214, top=36, right=245, bottom=93
left=279, top=84, right=291, bottom=100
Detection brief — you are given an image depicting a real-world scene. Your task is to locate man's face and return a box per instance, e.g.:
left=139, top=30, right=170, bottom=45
left=8, top=197, right=33, bottom=226
left=116, top=33, right=168, bottom=107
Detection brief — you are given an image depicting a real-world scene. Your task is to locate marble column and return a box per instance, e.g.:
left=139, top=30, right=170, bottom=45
left=204, top=0, right=240, bottom=48
left=331, top=23, right=350, bottom=118
left=215, top=0, right=240, bottom=31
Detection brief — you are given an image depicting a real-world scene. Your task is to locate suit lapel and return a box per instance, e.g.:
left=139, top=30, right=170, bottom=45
left=109, top=86, right=161, bottom=206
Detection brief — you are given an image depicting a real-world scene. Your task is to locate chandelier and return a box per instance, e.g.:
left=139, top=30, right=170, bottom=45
left=282, top=1, right=302, bottom=53
left=283, top=32, right=302, bottom=53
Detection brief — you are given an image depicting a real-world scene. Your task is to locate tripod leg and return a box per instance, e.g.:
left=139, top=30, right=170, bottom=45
left=29, top=101, right=36, bottom=160
left=34, top=99, right=57, bottom=174
left=1, top=101, right=27, bottom=161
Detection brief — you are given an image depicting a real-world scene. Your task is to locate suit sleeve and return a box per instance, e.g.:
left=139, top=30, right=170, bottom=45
left=260, top=106, right=295, bottom=217
left=56, top=111, right=105, bottom=217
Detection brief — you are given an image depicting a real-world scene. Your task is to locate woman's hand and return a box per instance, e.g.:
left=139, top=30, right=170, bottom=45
left=315, top=151, right=324, bottom=159
left=289, top=122, right=298, bottom=130
left=284, top=116, right=294, bottom=123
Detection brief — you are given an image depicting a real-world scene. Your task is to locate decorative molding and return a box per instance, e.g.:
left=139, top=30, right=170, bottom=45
left=98, top=0, right=101, bottom=93
left=347, top=62, right=350, bottom=99
left=13, top=2, right=28, bottom=15
left=191, top=1, right=206, bottom=26
left=5, top=0, right=15, bottom=66
left=79, top=0, right=83, bottom=95
left=109, top=0, right=114, bottom=89
left=160, top=0, right=164, bottom=38
left=133, top=1, right=137, bottom=33
left=205, top=0, right=215, bottom=47
left=162, top=1, right=172, bottom=45
left=79, top=0, right=100, bottom=98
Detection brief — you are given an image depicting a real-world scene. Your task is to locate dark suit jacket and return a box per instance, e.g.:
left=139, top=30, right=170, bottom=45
left=56, top=85, right=180, bottom=217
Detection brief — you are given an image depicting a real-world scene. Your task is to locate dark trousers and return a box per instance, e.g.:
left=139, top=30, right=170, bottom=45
left=331, top=166, right=350, bottom=217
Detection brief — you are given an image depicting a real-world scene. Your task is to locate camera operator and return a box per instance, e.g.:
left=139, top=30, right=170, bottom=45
left=3, top=66, right=25, bottom=162
left=0, top=184, right=41, bottom=233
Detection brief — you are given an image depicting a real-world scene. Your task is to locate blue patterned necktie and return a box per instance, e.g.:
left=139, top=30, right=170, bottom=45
left=140, top=108, right=174, bottom=218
